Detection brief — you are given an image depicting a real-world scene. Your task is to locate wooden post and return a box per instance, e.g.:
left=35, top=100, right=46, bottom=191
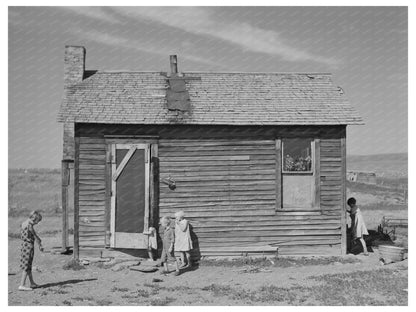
left=275, top=139, right=282, bottom=211
left=150, top=144, right=159, bottom=228
left=340, top=135, right=347, bottom=255
left=61, top=160, right=70, bottom=252
left=74, top=137, right=80, bottom=260
left=313, top=139, right=321, bottom=209
left=104, top=144, right=112, bottom=248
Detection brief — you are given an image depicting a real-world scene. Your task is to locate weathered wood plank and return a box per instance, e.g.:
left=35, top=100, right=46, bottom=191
left=160, top=160, right=276, bottom=167
left=314, top=139, right=320, bottom=209
left=160, top=169, right=276, bottom=177
left=159, top=140, right=275, bottom=147
left=160, top=185, right=276, bottom=192
left=74, top=137, right=80, bottom=260
left=340, top=135, right=347, bottom=255
left=193, top=224, right=341, bottom=233
left=275, top=139, right=282, bottom=211
left=160, top=146, right=275, bottom=152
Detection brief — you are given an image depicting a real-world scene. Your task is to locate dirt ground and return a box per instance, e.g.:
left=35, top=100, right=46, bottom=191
left=8, top=233, right=408, bottom=306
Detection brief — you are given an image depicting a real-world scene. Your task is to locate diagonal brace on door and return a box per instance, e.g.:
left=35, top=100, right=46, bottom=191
left=112, top=146, right=137, bottom=181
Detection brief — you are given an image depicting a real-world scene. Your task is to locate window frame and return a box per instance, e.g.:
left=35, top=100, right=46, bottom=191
left=281, top=138, right=315, bottom=175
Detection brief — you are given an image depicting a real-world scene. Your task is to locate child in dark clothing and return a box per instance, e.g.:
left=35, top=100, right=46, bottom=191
left=159, top=216, right=180, bottom=276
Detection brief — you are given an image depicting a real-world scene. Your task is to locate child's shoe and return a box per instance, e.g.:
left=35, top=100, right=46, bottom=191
left=173, top=271, right=181, bottom=276
left=160, top=270, right=169, bottom=276
left=30, top=283, right=39, bottom=289
left=18, top=286, right=33, bottom=291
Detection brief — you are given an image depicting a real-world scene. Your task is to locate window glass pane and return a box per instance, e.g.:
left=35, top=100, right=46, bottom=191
left=283, top=139, right=312, bottom=172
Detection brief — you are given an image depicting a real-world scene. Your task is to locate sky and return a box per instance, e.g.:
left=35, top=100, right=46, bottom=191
left=8, top=6, right=408, bottom=168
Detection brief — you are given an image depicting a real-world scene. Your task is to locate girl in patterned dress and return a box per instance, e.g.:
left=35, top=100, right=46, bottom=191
left=174, top=211, right=193, bottom=269
left=19, top=211, right=43, bottom=291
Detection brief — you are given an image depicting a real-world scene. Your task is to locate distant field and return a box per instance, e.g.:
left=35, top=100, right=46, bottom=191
left=8, top=168, right=73, bottom=217
left=347, top=153, right=407, bottom=178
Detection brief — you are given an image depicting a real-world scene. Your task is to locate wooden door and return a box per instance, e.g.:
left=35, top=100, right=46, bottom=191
left=110, top=143, right=150, bottom=249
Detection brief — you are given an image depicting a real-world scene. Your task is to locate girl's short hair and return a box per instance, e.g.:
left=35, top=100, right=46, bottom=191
left=160, top=216, right=170, bottom=225
left=175, top=211, right=185, bottom=219
left=29, top=210, right=42, bottom=222
left=347, top=197, right=356, bottom=206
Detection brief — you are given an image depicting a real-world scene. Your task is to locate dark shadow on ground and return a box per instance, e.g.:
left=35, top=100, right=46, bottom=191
left=37, top=278, right=97, bottom=288
left=180, top=263, right=200, bottom=274
left=347, top=228, right=393, bottom=255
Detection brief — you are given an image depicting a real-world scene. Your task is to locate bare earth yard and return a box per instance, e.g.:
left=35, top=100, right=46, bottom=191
left=8, top=227, right=408, bottom=306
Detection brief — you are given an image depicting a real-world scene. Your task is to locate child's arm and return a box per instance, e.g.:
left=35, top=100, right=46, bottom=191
left=30, top=224, right=44, bottom=251
left=168, top=242, right=174, bottom=253
left=169, top=229, right=175, bottom=252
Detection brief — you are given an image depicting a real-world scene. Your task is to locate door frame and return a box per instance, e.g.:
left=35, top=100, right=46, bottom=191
left=104, top=136, right=159, bottom=249
left=109, top=142, right=150, bottom=249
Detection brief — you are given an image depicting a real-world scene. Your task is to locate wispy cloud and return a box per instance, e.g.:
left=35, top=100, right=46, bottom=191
left=69, top=27, right=223, bottom=68
left=60, top=7, right=120, bottom=24
left=113, top=7, right=339, bottom=67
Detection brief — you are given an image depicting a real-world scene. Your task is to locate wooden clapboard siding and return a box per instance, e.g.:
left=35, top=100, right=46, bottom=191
left=158, top=137, right=342, bottom=255
left=320, top=138, right=342, bottom=216
left=77, top=136, right=107, bottom=257
left=317, top=137, right=343, bottom=255
left=73, top=124, right=347, bottom=257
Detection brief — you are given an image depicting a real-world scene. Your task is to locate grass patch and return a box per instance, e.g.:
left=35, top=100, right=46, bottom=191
left=200, top=268, right=407, bottom=305
left=49, top=287, right=70, bottom=295
left=62, top=300, right=72, bottom=306
left=63, top=259, right=85, bottom=271
left=95, top=299, right=112, bottom=306
left=200, top=256, right=359, bottom=268
left=111, top=286, right=129, bottom=292
left=309, top=268, right=408, bottom=305
left=71, top=296, right=94, bottom=302
left=149, top=296, right=176, bottom=306
left=201, top=284, right=233, bottom=297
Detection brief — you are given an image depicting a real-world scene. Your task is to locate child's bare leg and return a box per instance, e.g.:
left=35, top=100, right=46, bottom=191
left=28, top=271, right=38, bottom=287
left=20, top=271, right=28, bottom=287
left=147, top=249, right=153, bottom=261
left=359, top=238, right=368, bottom=254
left=163, top=262, right=169, bottom=273
left=179, top=252, right=185, bottom=266
left=173, top=259, right=180, bottom=275
left=185, top=252, right=191, bottom=267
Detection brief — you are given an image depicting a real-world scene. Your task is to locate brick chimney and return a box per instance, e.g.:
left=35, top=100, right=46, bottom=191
left=62, top=46, right=85, bottom=161
left=64, top=45, right=86, bottom=86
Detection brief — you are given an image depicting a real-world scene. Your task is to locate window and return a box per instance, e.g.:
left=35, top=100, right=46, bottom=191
left=282, top=138, right=313, bottom=173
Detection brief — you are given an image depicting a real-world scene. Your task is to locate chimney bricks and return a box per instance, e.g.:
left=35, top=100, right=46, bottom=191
left=64, top=46, right=86, bottom=86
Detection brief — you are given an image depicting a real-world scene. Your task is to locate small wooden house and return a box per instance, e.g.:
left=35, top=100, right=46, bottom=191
left=347, top=171, right=377, bottom=184
left=58, top=46, right=363, bottom=259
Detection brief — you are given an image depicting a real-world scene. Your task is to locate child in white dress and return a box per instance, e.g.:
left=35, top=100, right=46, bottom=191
left=347, top=197, right=369, bottom=256
left=174, top=211, right=193, bottom=268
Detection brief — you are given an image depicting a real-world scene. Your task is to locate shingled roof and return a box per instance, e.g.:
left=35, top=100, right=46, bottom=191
left=57, top=71, right=363, bottom=125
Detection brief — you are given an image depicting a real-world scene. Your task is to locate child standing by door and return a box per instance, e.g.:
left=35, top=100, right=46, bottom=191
left=19, top=211, right=43, bottom=291
left=159, top=217, right=180, bottom=276
left=347, top=197, right=369, bottom=256
left=174, top=211, right=193, bottom=268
